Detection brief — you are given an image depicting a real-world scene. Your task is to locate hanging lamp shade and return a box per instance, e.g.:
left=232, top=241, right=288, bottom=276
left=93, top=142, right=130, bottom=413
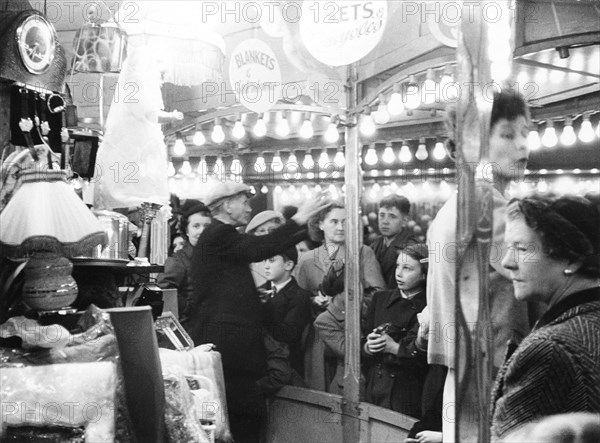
left=0, top=170, right=107, bottom=258
left=72, top=21, right=127, bottom=73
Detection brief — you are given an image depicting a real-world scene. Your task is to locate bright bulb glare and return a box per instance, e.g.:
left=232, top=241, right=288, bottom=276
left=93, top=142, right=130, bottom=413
left=382, top=146, right=395, bottom=164
left=387, top=92, right=404, bottom=115
left=300, top=119, right=314, bottom=139
left=193, top=131, right=205, bottom=146
left=360, top=114, right=376, bottom=136
left=261, top=185, right=269, bottom=194
left=422, top=79, right=437, bottom=105
left=276, top=117, right=290, bottom=137
left=211, top=125, right=225, bottom=143
left=231, top=158, right=242, bottom=174
left=232, top=121, right=245, bottom=139
left=255, top=155, right=266, bottom=172
left=303, top=153, right=314, bottom=169
left=542, top=126, right=558, bottom=148
left=318, top=151, right=329, bottom=168
left=405, top=85, right=421, bottom=110
left=579, top=119, right=595, bottom=143
left=324, top=123, right=339, bottom=143
left=173, top=138, right=186, bottom=156
left=334, top=150, right=345, bottom=167
left=167, top=162, right=175, bottom=177
left=272, top=153, right=283, bottom=172
left=528, top=130, right=541, bottom=151
left=364, top=147, right=378, bottom=166
left=399, top=144, right=412, bottom=163
left=181, top=160, right=192, bottom=175
left=491, top=61, right=511, bottom=82
left=373, top=103, right=391, bottom=124
left=433, top=142, right=446, bottom=160
left=415, top=143, right=428, bottom=161
left=560, top=124, right=576, bottom=146
left=254, top=118, right=267, bottom=137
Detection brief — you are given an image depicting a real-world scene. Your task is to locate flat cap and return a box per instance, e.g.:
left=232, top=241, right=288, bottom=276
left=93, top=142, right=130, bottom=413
left=206, top=182, right=253, bottom=208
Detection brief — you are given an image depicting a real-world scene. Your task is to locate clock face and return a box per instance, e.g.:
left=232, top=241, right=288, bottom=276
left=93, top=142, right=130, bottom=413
left=16, top=14, right=56, bottom=74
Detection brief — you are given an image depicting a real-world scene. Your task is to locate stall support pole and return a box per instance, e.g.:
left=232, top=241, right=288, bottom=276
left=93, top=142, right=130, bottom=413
left=343, top=62, right=362, bottom=442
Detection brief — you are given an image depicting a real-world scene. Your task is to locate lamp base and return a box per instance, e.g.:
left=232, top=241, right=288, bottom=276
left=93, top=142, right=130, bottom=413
left=22, top=252, right=78, bottom=311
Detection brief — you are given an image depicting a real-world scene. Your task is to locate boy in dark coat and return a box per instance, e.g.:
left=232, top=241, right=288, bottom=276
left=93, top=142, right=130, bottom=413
left=259, top=246, right=312, bottom=377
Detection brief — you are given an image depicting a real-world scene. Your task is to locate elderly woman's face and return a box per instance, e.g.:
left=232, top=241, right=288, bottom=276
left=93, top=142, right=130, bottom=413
left=319, top=208, right=346, bottom=245
left=501, top=216, right=570, bottom=305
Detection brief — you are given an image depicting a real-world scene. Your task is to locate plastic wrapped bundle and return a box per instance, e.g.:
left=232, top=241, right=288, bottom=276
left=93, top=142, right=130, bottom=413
left=163, top=367, right=209, bottom=443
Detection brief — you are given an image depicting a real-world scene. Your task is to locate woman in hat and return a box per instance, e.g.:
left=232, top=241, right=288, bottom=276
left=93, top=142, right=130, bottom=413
left=157, top=200, right=211, bottom=324
left=490, top=194, right=600, bottom=439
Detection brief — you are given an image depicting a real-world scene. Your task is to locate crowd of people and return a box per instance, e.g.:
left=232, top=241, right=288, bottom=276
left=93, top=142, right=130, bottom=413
left=157, top=90, right=600, bottom=443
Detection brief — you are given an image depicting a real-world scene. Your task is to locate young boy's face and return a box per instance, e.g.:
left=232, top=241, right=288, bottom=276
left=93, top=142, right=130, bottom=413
left=263, top=255, right=293, bottom=283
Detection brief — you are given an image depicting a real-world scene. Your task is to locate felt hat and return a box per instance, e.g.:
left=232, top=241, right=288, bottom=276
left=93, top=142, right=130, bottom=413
left=246, top=210, right=285, bottom=234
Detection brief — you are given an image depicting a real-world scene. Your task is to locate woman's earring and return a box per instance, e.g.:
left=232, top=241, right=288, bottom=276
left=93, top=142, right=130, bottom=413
left=563, top=269, right=573, bottom=275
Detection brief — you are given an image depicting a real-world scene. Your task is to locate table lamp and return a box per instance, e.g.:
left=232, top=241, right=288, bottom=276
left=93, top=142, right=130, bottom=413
left=0, top=169, right=107, bottom=311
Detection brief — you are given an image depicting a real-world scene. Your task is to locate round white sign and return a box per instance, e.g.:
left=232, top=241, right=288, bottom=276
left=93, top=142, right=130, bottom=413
left=229, top=39, right=282, bottom=113
left=299, top=0, right=387, bottom=67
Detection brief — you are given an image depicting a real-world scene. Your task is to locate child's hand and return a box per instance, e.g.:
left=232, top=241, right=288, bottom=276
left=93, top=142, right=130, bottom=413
left=366, top=332, right=386, bottom=353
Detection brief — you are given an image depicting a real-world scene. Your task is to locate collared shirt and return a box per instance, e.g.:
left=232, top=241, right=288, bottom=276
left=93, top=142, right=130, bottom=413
left=272, top=278, right=293, bottom=294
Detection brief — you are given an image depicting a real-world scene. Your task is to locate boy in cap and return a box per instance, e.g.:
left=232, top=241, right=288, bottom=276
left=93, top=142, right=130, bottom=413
left=259, top=246, right=312, bottom=377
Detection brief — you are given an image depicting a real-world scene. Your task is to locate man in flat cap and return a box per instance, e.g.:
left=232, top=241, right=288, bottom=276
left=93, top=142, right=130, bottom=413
left=187, top=181, right=328, bottom=443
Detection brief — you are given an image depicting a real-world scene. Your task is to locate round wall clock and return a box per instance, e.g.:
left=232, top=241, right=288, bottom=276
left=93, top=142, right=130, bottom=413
left=16, top=14, right=57, bottom=75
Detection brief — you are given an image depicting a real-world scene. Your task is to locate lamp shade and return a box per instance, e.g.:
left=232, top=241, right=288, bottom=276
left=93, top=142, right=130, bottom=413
left=0, top=170, right=106, bottom=258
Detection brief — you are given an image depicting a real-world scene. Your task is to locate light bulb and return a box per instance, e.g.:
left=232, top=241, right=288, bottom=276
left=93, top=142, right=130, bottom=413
left=300, top=118, right=314, bottom=139
left=173, top=137, right=186, bottom=156
left=579, top=116, right=594, bottom=143
left=274, top=185, right=282, bottom=194
left=211, top=123, right=225, bottom=143
left=528, top=130, right=541, bottom=151
left=302, top=152, right=314, bottom=169
left=415, top=139, right=428, bottom=160
left=232, top=120, right=245, bottom=139
left=324, top=122, right=339, bottom=143
left=373, top=95, right=390, bottom=124
left=399, top=143, right=412, bottom=163
left=230, top=158, right=242, bottom=174
left=276, top=114, right=290, bottom=137
left=382, top=145, right=395, bottom=164
left=405, top=83, right=421, bottom=110
left=288, top=152, right=297, bottom=165
left=433, top=141, right=446, bottom=160
left=167, top=162, right=175, bottom=177
left=364, top=146, right=378, bottom=166
left=560, top=119, right=576, bottom=146
left=360, top=114, right=376, bottom=136
left=261, top=185, right=269, bottom=194
left=255, top=155, right=266, bottom=172
left=180, top=160, right=192, bottom=175
left=318, top=151, right=329, bottom=168
left=253, top=116, right=267, bottom=137
left=272, top=152, right=283, bottom=172
left=334, top=150, right=345, bottom=167
left=387, top=89, right=404, bottom=115
left=422, top=70, right=437, bottom=105
left=541, top=122, right=558, bottom=148
left=193, top=130, right=205, bottom=146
